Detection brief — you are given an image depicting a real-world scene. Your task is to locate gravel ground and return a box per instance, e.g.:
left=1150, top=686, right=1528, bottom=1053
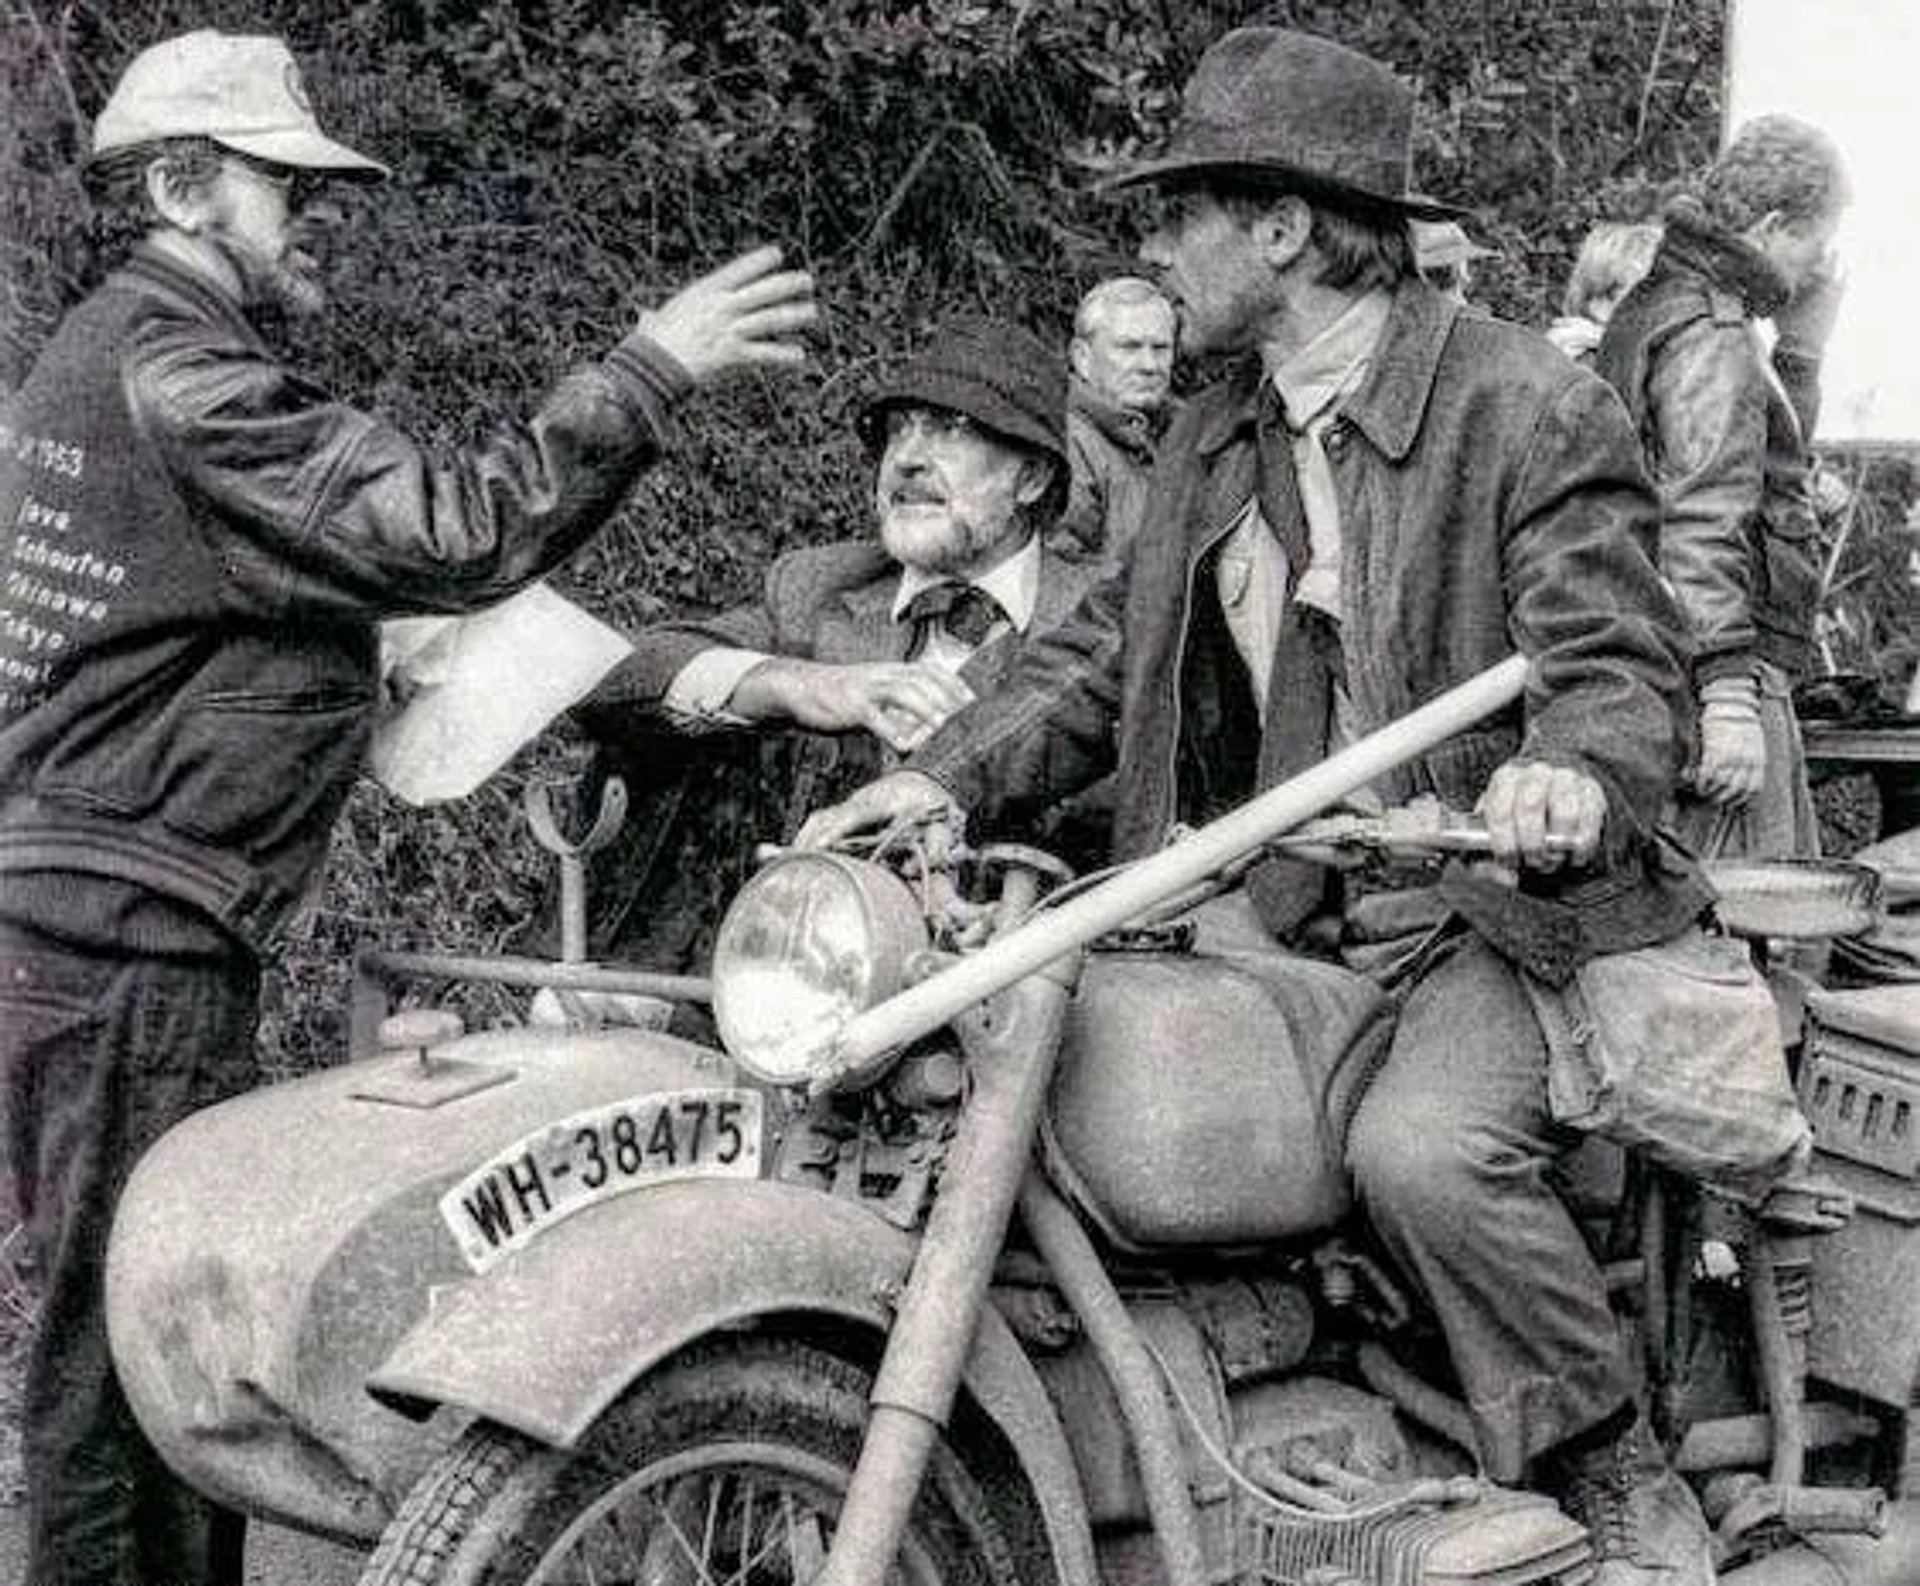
left=0, top=1503, right=367, bottom=1586
left=0, top=1217, right=365, bottom=1584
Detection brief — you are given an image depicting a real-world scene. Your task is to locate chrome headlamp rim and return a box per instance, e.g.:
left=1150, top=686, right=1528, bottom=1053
left=711, top=850, right=931, bottom=1089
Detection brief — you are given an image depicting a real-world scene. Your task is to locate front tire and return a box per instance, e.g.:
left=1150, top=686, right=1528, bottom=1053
left=356, top=1335, right=1025, bottom=1586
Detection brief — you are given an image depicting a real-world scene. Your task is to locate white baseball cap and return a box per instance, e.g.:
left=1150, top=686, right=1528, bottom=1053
left=91, top=31, right=388, bottom=177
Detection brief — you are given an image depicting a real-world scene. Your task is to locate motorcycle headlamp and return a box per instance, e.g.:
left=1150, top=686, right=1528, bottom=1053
left=711, top=852, right=931, bottom=1088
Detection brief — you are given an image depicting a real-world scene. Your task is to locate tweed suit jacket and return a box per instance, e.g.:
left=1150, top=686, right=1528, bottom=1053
left=573, top=535, right=1106, bottom=965
left=594, top=536, right=1097, bottom=723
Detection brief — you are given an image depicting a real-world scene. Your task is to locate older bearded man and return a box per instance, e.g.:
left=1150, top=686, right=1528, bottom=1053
left=0, top=29, right=814, bottom=1586
left=574, top=318, right=1108, bottom=967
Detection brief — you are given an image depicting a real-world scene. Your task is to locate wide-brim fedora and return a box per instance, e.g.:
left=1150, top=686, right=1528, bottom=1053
left=1098, top=28, right=1460, bottom=220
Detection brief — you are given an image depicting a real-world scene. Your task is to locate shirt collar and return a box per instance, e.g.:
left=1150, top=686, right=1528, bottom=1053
left=1193, top=279, right=1460, bottom=462
left=1270, top=289, right=1393, bottom=429
left=891, top=533, right=1042, bottom=632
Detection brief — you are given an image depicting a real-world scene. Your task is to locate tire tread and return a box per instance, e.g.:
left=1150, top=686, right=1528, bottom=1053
left=356, top=1428, right=535, bottom=1586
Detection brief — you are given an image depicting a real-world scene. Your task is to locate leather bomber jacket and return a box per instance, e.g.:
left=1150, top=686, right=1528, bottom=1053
left=1594, top=209, right=1823, bottom=683
left=0, top=246, right=691, bottom=954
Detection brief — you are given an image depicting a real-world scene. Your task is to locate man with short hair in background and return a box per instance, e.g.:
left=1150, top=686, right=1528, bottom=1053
left=1054, top=275, right=1178, bottom=563
left=0, top=29, right=814, bottom=1586
left=803, top=27, right=1709, bottom=1585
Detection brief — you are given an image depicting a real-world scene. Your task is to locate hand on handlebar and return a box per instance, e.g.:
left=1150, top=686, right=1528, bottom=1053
left=794, top=770, right=962, bottom=852
left=628, top=245, right=817, bottom=383
left=1474, top=759, right=1606, bottom=872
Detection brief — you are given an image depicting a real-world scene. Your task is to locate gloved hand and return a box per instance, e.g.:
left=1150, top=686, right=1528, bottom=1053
left=1692, top=674, right=1766, bottom=805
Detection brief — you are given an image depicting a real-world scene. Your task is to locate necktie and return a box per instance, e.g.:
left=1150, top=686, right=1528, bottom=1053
left=1245, top=387, right=1342, bottom=940
left=903, top=582, right=1004, bottom=655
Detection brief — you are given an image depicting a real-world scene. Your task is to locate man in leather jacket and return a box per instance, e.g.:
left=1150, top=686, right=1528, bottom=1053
left=801, top=28, right=1709, bottom=1586
left=1596, top=115, right=1850, bottom=861
left=0, top=30, right=814, bottom=1586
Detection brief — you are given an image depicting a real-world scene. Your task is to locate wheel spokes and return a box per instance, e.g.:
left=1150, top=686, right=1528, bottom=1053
left=529, top=1445, right=930, bottom=1586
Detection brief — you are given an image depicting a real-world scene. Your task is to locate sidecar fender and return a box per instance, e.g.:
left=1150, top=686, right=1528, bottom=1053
left=369, top=1177, right=1097, bottom=1586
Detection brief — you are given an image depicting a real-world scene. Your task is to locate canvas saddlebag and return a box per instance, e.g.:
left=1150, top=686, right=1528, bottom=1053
left=1524, top=924, right=1812, bottom=1193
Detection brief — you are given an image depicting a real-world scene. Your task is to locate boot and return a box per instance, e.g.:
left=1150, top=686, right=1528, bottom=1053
left=1543, top=1415, right=1715, bottom=1586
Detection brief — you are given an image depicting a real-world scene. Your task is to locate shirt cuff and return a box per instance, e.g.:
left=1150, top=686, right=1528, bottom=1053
left=662, top=646, right=770, bottom=727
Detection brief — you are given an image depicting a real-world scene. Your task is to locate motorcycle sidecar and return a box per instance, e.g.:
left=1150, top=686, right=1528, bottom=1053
left=104, top=1015, right=744, bottom=1543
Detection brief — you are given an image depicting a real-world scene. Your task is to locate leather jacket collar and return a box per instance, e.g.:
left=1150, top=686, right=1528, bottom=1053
left=117, top=244, right=269, bottom=350
left=1657, top=198, right=1791, bottom=318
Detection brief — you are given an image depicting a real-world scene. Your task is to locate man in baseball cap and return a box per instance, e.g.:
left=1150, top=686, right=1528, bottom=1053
left=82, top=29, right=391, bottom=324
left=800, top=28, right=1706, bottom=1585
left=90, top=29, right=389, bottom=175
left=2, top=31, right=814, bottom=1586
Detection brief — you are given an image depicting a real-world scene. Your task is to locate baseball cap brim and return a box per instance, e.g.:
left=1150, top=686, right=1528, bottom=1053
left=213, top=127, right=389, bottom=178
left=1095, top=153, right=1465, bottom=221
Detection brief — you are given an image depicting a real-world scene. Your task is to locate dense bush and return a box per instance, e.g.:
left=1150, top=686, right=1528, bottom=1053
left=5, top=0, right=1741, bottom=1072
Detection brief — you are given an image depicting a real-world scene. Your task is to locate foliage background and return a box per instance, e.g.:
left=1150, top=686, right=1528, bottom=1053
left=3, top=0, right=1910, bottom=1081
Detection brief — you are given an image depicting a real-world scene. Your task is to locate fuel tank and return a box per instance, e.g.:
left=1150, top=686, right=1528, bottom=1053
left=1044, top=946, right=1391, bottom=1249
left=104, top=1020, right=740, bottom=1541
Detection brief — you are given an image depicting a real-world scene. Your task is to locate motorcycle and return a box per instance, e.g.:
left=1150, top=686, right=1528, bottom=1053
left=104, top=655, right=1920, bottom=1585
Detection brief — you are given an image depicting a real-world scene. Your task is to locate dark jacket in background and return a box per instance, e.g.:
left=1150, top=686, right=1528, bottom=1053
left=1054, top=379, right=1167, bottom=564
left=1594, top=203, right=1823, bottom=685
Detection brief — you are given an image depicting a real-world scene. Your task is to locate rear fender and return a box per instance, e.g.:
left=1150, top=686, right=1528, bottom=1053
left=369, top=1177, right=1097, bottom=1586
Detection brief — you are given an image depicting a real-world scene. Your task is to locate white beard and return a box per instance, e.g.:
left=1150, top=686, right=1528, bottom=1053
left=877, top=505, right=981, bottom=577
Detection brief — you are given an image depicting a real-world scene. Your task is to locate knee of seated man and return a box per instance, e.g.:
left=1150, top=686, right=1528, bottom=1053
left=1346, top=1105, right=1545, bottom=1215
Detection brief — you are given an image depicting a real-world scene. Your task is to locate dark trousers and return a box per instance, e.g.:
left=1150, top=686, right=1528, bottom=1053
left=1, top=919, right=258, bottom=1586
left=1344, top=933, right=1633, bottom=1482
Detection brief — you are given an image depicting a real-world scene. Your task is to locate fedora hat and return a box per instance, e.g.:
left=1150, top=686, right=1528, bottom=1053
left=1100, top=28, right=1457, bottom=219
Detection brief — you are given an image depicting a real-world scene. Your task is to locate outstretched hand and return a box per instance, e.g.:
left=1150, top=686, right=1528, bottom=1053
left=632, top=245, right=817, bottom=382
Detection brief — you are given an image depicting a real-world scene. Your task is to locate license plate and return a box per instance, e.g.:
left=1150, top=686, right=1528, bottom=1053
left=441, top=1088, right=764, bottom=1272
